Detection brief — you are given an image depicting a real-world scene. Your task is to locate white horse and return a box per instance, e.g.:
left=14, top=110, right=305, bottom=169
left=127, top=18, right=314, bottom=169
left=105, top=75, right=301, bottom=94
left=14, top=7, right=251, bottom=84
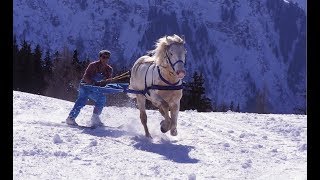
left=127, top=34, right=187, bottom=138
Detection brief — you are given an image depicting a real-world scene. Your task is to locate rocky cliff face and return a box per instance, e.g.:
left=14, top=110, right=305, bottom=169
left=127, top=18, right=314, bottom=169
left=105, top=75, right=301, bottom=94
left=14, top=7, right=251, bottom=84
left=13, top=0, right=306, bottom=113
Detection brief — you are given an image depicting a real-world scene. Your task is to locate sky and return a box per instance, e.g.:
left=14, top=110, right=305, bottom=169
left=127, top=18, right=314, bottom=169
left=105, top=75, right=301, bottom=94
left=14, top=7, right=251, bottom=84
left=13, top=91, right=307, bottom=179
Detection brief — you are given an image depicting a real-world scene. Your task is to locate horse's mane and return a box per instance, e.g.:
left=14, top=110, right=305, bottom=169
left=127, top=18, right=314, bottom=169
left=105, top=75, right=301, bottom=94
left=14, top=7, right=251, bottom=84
left=147, top=34, right=185, bottom=66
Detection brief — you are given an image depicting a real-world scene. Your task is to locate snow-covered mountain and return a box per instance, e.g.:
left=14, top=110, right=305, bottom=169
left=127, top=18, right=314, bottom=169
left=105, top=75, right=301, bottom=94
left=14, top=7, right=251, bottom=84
left=13, top=91, right=307, bottom=179
left=13, top=0, right=306, bottom=114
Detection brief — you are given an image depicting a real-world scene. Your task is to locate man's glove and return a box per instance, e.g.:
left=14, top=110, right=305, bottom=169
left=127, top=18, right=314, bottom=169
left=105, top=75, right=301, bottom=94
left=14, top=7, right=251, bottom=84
left=94, top=80, right=107, bottom=87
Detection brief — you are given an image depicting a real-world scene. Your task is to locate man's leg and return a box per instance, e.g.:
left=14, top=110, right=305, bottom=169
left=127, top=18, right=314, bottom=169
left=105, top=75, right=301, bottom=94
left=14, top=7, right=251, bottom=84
left=67, top=87, right=88, bottom=125
left=93, top=94, right=106, bottom=115
left=89, top=93, right=106, bottom=126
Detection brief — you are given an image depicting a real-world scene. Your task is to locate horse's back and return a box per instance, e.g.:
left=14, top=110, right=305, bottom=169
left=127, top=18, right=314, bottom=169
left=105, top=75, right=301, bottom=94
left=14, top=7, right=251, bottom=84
left=128, top=56, right=155, bottom=98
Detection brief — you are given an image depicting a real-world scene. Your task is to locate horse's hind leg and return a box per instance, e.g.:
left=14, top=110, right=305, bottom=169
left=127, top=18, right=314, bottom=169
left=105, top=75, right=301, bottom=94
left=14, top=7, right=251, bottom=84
left=136, top=95, right=151, bottom=138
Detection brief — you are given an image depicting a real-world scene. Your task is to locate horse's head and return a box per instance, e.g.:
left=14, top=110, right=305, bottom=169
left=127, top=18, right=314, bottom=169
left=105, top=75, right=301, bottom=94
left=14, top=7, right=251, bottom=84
left=152, top=34, right=187, bottom=79
left=165, top=40, right=187, bottom=79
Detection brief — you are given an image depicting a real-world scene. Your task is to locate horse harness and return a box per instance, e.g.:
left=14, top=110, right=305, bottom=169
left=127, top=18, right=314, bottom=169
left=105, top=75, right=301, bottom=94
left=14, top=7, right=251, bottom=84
left=125, top=62, right=184, bottom=96
left=125, top=43, right=186, bottom=96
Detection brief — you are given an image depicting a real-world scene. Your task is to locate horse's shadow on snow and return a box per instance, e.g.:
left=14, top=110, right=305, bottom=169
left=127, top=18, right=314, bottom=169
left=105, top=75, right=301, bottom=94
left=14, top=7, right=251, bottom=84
left=82, top=128, right=199, bottom=164
left=132, top=136, right=199, bottom=164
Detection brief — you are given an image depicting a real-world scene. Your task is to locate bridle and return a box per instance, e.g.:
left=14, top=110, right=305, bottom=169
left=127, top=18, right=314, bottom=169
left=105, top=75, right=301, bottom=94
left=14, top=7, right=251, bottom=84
left=164, top=43, right=186, bottom=72
left=165, top=51, right=185, bottom=72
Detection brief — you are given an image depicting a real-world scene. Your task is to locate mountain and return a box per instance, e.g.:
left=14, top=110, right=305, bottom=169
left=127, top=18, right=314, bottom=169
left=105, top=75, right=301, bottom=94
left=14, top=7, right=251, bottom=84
left=13, top=0, right=306, bottom=114
left=13, top=91, right=307, bottom=179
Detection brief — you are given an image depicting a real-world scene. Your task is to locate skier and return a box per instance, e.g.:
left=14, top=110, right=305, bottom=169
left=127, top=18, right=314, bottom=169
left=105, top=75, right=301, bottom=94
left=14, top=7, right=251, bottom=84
left=66, top=50, right=114, bottom=127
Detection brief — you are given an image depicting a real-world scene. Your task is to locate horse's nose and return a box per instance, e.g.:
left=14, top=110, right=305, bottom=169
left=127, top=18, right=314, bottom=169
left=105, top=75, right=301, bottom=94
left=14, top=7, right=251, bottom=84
left=176, top=70, right=186, bottom=78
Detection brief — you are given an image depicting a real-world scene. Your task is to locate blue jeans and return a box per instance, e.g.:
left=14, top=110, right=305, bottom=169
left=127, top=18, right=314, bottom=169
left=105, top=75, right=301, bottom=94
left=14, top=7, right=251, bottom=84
left=68, top=84, right=106, bottom=119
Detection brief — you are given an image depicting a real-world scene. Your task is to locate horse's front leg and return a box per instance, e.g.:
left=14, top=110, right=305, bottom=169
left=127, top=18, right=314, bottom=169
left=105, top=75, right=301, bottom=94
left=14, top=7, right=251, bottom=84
left=150, top=96, right=171, bottom=133
left=136, top=95, right=151, bottom=138
left=159, top=102, right=171, bottom=133
left=169, top=103, right=179, bottom=136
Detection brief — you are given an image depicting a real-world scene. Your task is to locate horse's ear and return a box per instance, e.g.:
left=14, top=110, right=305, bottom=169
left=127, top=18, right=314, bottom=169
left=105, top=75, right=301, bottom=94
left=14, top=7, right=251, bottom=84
left=181, top=34, right=185, bottom=42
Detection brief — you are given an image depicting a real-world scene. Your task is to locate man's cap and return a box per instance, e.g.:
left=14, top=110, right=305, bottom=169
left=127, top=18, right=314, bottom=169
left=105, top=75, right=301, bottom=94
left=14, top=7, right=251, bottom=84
left=99, top=50, right=111, bottom=57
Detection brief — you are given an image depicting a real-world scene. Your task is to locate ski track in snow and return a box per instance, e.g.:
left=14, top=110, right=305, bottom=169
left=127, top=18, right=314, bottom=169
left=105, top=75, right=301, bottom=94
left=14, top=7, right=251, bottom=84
left=13, top=91, right=307, bottom=179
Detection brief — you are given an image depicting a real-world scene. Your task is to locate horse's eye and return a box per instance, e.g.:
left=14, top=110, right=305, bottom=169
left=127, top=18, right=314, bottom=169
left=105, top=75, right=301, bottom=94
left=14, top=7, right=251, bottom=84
left=170, top=52, right=173, bottom=56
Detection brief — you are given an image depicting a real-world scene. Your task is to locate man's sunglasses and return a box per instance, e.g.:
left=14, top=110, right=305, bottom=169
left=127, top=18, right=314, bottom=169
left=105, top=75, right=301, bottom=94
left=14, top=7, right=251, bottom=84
left=101, top=55, right=110, bottom=59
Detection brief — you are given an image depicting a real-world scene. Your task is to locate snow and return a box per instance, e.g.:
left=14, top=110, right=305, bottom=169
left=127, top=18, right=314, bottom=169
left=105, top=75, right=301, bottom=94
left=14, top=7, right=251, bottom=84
left=13, top=91, right=307, bottom=179
left=284, top=0, right=306, bottom=11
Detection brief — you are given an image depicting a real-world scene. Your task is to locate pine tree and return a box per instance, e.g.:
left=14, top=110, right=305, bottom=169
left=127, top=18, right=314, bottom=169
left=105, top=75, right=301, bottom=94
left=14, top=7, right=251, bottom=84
left=81, top=56, right=90, bottom=70
left=16, top=40, right=33, bottom=92
left=53, top=51, right=61, bottom=62
left=44, top=47, right=80, bottom=101
left=293, top=93, right=306, bottom=115
left=236, top=103, right=240, bottom=112
left=44, top=50, right=59, bottom=98
left=181, top=71, right=212, bottom=112
left=219, top=102, right=228, bottom=112
left=256, top=84, right=269, bottom=113
left=43, top=49, right=53, bottom=90
left=229, top=101, right=234, bottom=111
left=72, top=49, right=80, bottom=64
left=72, top=49, right=85, bottom=77
left=43, top=49, right=53, bottom=73
left=31, top=44, right=46, bottom=94
left=13, top=35, right=19, bottom=90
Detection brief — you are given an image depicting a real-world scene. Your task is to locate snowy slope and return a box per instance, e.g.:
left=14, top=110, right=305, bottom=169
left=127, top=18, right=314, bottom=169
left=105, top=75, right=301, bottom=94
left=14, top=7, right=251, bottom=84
left=13, top=91, right=307, bottom=179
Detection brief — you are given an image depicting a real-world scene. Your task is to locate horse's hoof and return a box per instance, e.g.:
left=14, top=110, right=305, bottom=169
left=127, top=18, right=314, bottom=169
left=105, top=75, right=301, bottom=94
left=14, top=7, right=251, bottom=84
left=160, top=120, right=164, bottom=126
left=170, top=129, right=177, bottom=136
left=161, top=126, right=168, bottom=133
left=160, top=120, right=168, bottom=133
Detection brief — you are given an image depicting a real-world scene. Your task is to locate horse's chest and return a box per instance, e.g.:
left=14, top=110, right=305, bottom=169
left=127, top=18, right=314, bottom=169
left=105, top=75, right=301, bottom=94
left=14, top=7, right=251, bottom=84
left=157, top=90, right=182, bottom=102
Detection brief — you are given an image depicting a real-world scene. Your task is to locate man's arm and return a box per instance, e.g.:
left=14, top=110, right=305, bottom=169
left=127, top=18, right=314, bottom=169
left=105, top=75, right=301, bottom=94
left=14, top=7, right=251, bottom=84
left=93, top=66, right=113, bottom=87
left=108, top=67, right=113, bottom=79
left=82, top=63, right=96, bottom=85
